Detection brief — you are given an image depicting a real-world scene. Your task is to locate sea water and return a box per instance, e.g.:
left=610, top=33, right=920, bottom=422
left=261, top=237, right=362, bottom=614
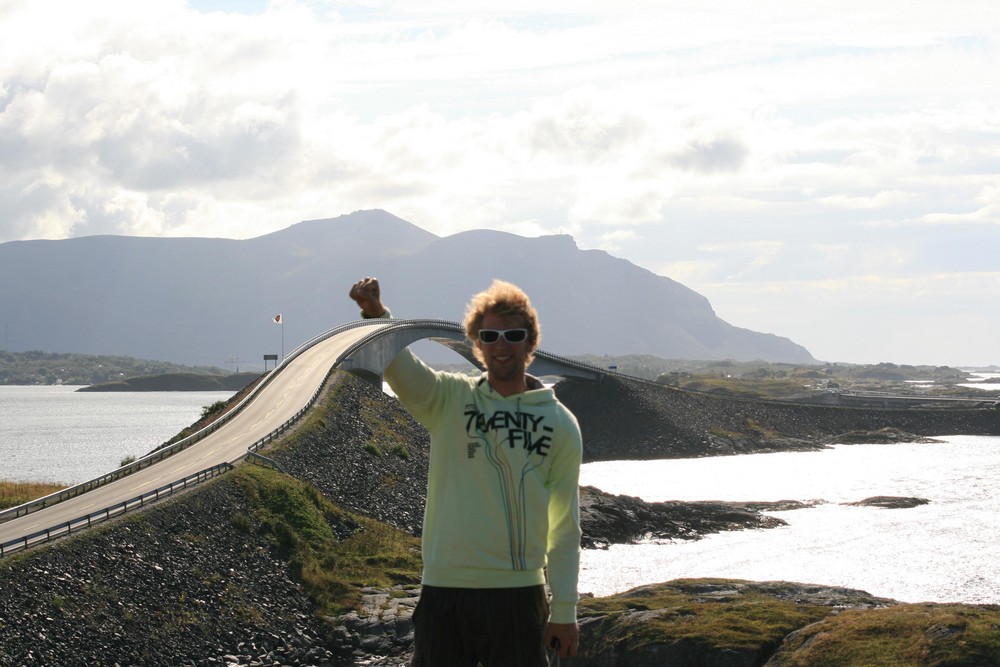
left=579, top=435, right=1000, bottom=605
left=0, top=385, right=232, bottom=484
left=959, top=371, right=1000, bottom=392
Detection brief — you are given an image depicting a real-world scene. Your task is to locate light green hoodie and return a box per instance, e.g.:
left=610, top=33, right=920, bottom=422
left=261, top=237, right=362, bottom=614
left=384, top=347, right=583, bottom=623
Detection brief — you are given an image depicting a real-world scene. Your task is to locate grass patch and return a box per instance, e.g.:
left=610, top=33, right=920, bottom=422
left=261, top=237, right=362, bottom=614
left=743, top=417, right=781, bottom=439
left=201, top=400, right=228, bottom=419
left=708, top=426, right=745, bottom=439
left=0, top=480, right=68, bottom=510
left=361, top=393, right=417, bottom=451
left=578, top=579, right=833, bottom=653
left=578, top=581, right=1000, bottom=666
left=234, top=466, right=421, bottom=615
left=774, top=603, right=1000, bottom=666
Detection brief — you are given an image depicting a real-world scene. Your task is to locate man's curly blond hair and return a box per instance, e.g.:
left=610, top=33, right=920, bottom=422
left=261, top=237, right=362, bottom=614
left=463, top=280, right=541, bottom=367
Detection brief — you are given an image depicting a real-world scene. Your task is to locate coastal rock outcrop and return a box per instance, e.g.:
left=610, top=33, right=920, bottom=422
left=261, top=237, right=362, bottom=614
left=573, top=580, right=895, bottom=667
left=844, top=495, right=931, bottom=509
left=579, top=485, right=817, bottom=549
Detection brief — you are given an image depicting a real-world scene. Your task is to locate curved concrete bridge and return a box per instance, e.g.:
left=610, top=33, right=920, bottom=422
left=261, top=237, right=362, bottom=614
left=335, top=318, right=607, bottom=386
left=0, top=318, right=607, bottom=555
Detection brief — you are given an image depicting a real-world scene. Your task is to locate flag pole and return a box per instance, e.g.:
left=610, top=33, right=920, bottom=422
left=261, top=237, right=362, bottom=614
left=273, top=314, right=284, bottom=360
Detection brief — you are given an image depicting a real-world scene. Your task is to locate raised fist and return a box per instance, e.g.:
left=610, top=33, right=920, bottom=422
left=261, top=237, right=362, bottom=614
left=349, top=277, right=385, bottom=318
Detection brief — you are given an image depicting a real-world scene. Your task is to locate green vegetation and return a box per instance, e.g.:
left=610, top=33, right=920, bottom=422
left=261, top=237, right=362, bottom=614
left=772, top=603, right=1000, bottom=666
left=578, top=579, right=832, bottom=653
left=0, top=480, right=67, bottom=510
left=201, top=400, right=228, bottom=419
left=360, top=394, right=416, bottom=446
left=0, top=350, right=228, bottom=386
left=234, top=466, right=421, bottom=615
left=576, top=581, right=1000, bottom=665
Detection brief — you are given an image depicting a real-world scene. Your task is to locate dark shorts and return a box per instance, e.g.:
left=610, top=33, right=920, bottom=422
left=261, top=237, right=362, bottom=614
left=410, top=584, right=550, bottom=667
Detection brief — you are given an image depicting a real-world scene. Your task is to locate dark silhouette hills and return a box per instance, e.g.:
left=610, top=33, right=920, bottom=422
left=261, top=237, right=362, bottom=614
left=0, top=210, right=814, bottom=367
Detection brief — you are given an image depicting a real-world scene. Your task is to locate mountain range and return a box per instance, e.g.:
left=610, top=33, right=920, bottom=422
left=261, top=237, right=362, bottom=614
left=0, top=210, right=815, bottom=369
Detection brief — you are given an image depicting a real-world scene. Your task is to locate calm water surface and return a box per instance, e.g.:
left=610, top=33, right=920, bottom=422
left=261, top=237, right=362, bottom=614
left=0, top=385, right=231, bottom=484
left=959, top=371, right=1000, bottom=391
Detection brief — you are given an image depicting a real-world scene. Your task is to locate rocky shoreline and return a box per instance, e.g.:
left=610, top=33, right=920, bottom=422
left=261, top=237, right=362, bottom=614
left=1, top=371, right=998, bottom=665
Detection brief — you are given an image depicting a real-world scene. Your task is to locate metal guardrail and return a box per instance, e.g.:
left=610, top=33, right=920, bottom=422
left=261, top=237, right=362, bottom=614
left=335, top=317, right=614, bottom=381
left=0, top=463, right=233, bottom=558
left=0, top=318, right=386, bottom=527
left=0, top=422, right=230, bottom=523
left=838, top=390, right=999, bottom=405
left=0, top=371, right=270, bottom=524
left=0, top=319, right=390, bottom=557
left=335, top=318, right=464, bottom=369
left=0, top=317, right=612, bottom=557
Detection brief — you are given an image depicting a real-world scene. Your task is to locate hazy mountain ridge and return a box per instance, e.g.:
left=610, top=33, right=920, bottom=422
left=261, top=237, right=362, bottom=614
left=0, top=210, right=814, bottom=368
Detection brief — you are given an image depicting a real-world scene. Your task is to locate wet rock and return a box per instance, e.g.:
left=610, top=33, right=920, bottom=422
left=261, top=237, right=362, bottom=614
left=844, top=496, right=930, bottom=509
left=579, top=486, right=794, bottom=549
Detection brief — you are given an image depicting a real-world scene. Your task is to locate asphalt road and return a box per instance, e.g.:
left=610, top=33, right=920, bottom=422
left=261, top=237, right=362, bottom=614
left=0, top=322, right=388, bottom=550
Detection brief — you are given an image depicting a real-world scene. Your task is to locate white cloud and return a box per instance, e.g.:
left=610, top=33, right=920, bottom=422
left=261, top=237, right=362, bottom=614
left=920, top=185, right=1000, bottom=226
left=590, top=228, right=639, bottom=254
left=2, top=0, right=1000, bottom=364
left=819, top=190, right=917, bottom=210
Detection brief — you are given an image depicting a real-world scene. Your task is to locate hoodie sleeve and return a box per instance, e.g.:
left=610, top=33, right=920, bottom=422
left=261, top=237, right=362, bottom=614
left=383, top=347, right=449, bottom=431
left=362, top=307, right=447, bottom=429
left=545, top=407, right=583, bottom=623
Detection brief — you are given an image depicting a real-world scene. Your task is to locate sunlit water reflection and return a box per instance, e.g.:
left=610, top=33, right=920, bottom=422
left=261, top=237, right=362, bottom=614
left=579, top=436, right=1000, bottom=604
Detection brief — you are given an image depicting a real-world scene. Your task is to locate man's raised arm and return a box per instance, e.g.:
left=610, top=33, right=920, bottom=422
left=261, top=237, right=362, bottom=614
left=349, top=277, right=390, bottom=319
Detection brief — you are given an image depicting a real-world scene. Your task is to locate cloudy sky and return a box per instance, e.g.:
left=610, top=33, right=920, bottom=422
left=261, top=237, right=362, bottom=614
left=2, top=0, right=999, bottom=367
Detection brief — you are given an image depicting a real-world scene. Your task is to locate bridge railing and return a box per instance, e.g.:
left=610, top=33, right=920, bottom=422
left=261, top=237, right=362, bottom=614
left=838, top=389, right=996, bottom=404
left=0, top=462, right=233, bottom=558
left=334, top=317, right=612, bottom=382
left=335, top=317, right=465, bottom=368
left=0, top=374, right=275, bottom=523
left=0, top=319, right=390, bottom=526
left=0, top=319, right=399, bottom=556
left=0, top=318, right=608, bottom=556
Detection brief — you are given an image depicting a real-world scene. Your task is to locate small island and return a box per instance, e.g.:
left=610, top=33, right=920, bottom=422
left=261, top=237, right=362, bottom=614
left=77, top=371, right=261, bottom=392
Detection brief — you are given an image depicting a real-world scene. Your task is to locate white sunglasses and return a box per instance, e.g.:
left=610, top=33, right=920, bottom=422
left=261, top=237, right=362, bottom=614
left=477, top=328, right=528, bottom=344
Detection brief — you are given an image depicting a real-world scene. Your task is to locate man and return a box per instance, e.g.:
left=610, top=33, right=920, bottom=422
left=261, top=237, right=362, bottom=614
left=349, top=277, right=582, bottom=666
